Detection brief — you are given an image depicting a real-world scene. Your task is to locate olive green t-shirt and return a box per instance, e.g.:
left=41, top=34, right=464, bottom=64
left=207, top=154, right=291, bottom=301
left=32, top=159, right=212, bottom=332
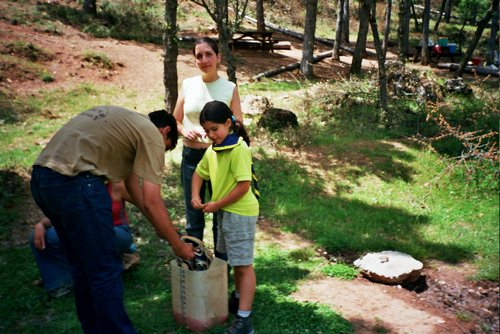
left=35, top=105, right=165, bottom=184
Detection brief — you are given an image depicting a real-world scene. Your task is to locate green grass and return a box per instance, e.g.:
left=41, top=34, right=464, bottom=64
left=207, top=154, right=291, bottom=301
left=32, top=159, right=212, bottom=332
left=0, top=212, right=354, bottom=333
left=322, top=263, right=360, bottom=280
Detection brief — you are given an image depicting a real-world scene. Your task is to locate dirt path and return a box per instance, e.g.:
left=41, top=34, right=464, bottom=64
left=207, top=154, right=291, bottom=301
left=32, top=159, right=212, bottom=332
left=1, top=16, right=498, bottom=334
left=256, top=221, right=481, bottom=334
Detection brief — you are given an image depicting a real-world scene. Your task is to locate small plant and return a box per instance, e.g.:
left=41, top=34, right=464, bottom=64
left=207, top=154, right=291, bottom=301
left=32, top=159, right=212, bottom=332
left=82, top=50, right=114, bottom=69
left=456, top=310, right=473, bottom=322
left=288, top=247, right=316, bottom=261
left=322, top=263, right=359, bottom=280
left=2, top=41, right=54, bottom=61
left=82, top=24, right=111, bottom=38
left=41, top=71, right=54, bottom=82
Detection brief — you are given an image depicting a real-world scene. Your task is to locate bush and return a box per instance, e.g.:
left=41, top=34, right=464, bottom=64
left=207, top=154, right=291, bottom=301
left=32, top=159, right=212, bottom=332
left=82, top=50, right=114, bottom=69
left=97, top=0, right=166, bottom=43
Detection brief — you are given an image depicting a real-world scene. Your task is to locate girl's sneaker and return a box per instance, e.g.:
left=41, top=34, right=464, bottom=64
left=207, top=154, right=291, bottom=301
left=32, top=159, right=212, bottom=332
left=225, top=315, right=254, bottom=334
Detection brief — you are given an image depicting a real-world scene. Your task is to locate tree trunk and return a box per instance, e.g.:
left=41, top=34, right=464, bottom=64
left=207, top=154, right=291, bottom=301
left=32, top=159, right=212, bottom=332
left=470, top=6, right=478, bottom=26
left=363, top=0, right=389, bottom=115
left=217, top=20, right=237, bottom=83
left=398, top=0, right=410, bottom=62
left=192, top=0, right=241, bottom=83
left=342, top=0, right=350, bottom=43
left=444, top=0, right=452, bottom=23
left=486, top=3, right=499, bottom=65
left=350, top=1, right=369, bottom=75
left=420, top=0, right=431, bottom=65
left=82, top=0, right=97, bottom=16
left=256, top=0, right=266, bottom=32
left=456, top=5, right=495, bottom=77
left=333, top=0, right=345, bottom=60
left=433, top=0, right=446, bottom=32
left=301, top=0, right=318, bottom=78
left=458, top=20, right=467, bottom=51
left=163, top=0, right=178, bottom=113
left=410, top=2, right=420, bottom=31
left=382, top=0, right=392, bottom=57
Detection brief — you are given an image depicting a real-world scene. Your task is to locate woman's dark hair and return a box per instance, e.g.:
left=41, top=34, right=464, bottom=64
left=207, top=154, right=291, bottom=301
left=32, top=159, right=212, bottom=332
left=192, top=37, right=219, bottom=56
left=200, top=101, right=250, bottom=145
left=148, top=110, right=178, bottom=149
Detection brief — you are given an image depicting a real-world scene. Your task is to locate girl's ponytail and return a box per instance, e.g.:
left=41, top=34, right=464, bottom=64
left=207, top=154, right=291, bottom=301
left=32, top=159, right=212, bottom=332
left=230, top=116, right=250, bottom=146
left=201, top=101, right=250, bottom=146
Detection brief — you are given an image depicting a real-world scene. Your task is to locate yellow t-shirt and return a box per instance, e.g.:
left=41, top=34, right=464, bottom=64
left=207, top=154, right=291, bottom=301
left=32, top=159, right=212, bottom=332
left=196, top=137, right=259, bottom=216
left=35, top=105, right=165, bottom=184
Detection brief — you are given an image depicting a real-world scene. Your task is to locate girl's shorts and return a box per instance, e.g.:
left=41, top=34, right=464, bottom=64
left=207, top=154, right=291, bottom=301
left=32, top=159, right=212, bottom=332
left=216, top=211, right=257, bottom=266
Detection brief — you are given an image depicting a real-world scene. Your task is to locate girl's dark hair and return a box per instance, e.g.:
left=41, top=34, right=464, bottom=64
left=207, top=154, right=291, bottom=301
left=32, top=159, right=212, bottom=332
left=200, top=101, right=250, bottom=145
left=192, top=37, right=219, bottom=56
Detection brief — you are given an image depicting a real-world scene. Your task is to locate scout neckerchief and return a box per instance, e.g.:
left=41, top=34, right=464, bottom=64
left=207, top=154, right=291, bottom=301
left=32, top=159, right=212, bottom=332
left=212, top=133, right=260, bottom=200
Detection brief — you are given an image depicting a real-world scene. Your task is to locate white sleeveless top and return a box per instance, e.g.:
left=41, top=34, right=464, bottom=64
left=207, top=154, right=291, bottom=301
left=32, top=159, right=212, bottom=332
left=182, top=75, right=235, bottom=143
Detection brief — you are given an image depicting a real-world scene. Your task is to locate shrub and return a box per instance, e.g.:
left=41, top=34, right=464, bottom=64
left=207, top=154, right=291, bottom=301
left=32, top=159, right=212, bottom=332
left=82, top=50, right=114, bottom=69
left=1, top=41, right=54, bottom=61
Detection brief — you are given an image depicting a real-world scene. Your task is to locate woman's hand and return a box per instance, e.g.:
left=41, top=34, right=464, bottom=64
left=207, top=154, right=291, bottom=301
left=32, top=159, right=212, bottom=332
left=183, top=128, right=206, bottom=142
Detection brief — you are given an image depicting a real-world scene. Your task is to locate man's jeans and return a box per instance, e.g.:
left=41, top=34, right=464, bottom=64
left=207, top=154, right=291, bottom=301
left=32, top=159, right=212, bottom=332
left=31, top=166, right=136, bottom=334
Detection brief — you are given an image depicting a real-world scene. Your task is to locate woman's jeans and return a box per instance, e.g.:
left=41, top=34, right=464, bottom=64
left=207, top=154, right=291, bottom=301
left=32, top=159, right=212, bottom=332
left=30, top=166, right=136, bottom=334
left=181, top=146, right=227, bottom=261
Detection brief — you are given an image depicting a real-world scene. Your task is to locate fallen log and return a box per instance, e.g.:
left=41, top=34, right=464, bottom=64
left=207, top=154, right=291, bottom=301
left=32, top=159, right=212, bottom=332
left=252, top=50, right=333, bottom=80
left=436, top=63, right=499, bottom=77
left=243, top=16, right=375, bottom=56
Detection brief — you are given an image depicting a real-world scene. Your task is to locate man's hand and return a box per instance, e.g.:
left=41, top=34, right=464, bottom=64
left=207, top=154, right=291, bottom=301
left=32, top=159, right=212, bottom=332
left=173, top=240, right=195, bottom=260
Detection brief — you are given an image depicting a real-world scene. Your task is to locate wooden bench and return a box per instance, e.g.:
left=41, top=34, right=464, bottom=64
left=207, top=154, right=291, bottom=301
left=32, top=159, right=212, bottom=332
left=230, top=30, right=275, bottom=52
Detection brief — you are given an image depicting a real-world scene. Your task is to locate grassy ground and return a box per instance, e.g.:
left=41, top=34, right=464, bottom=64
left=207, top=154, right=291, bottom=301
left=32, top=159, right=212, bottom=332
left=1, top=76, right=498, bottom=332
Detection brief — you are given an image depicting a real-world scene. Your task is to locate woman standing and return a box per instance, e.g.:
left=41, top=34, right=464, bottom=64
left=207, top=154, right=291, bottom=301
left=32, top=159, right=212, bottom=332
left=173, top=37, right=243, bottom=260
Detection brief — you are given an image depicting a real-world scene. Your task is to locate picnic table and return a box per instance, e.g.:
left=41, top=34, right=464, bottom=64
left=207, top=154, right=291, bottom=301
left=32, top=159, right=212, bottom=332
left=414, top=44, right=462, bottom=63
left=230, top=30, right=275, bottom=52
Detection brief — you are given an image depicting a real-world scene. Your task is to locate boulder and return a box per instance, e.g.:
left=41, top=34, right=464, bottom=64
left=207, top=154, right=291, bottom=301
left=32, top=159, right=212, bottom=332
left=242, top=94, right=271, bottom=116
left=257, top=107, right=298, bottom=132
left=444, top=78, right=473, bottom=95
left=354, top=251, right=423, bottom=285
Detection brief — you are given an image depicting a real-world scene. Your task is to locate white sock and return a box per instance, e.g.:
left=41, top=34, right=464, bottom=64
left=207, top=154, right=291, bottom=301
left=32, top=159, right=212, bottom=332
left=237, top=310, right=251, bottom=318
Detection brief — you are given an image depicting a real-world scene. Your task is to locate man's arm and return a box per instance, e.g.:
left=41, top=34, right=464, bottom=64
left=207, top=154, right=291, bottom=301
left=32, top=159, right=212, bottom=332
left=124, top=173, right=144, bottom=212
left=139, top=178, right=194, bottom=260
